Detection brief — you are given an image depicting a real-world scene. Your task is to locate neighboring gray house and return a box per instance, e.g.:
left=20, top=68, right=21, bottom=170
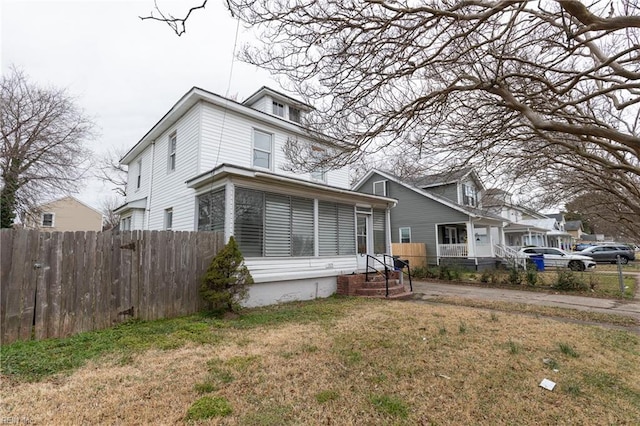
left=353, top=169, right=509, bottom=269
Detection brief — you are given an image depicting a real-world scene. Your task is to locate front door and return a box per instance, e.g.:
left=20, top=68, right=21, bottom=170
left=356, top=213, right=370, bottom=270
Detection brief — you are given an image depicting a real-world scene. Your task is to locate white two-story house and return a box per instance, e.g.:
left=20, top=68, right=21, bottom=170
left=115, top=86, right=395, bottom=307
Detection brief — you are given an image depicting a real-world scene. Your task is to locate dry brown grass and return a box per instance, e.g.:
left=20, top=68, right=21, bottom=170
left=2, top=300, right=639, bottom=425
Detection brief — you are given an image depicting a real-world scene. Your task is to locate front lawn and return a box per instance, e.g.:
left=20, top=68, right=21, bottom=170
left=1, top=297, right=639, bottom=424
left=413, top=265, right=637, bottom=299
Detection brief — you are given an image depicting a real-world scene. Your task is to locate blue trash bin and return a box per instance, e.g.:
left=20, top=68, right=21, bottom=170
left=530, top=254, right=545, bottom=271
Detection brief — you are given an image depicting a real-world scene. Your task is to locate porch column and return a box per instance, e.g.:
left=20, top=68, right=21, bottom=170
left=466, top=221, right=476, bottom=257
left=224, top=181, right=235, bottom=242
left=386, top=207, right=392, bottom=254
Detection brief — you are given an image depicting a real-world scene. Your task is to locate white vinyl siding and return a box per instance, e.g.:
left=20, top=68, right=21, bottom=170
left=198, top=104, right=351, bottom=189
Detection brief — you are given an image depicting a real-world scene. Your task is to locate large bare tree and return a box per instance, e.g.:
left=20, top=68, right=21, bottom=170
left=145, top=0, right=640, bottom=239
left=0, top=67, right=95, bottom=228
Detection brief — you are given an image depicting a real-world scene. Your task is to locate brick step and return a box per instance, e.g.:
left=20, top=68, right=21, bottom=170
left=355, top=284, right=408, bottom=297
left=359, top=278, right=399, bottom=289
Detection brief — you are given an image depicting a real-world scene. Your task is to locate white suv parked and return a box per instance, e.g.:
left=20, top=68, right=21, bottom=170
left=518, top=247, right=596, bottom=271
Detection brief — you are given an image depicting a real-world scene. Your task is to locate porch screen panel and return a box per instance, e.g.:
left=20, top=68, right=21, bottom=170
left=265, top=193, right=291, bottom=257
left=197, top=188, right=225, bottom=231
left=234, top=188, right=264, bottom=257
left=337, top=204, right=355, bottom=255
left=318, top=201, right=338, bottom=256
left=292, top=197, right=314, bottom=256
left=373, top=209, right=386, bottom=254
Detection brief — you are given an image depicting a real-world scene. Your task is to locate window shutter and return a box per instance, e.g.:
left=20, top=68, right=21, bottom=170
left=373, top=209, right=386, bottom=254
left=234, top=188, right=264, bottom=257
left=318, top=201, right=338, bottom=256
left=265, top=193, right=291, bottom=257
left=292, top=197, right=314, bottom=256
left=337, top=204, right=355, bottom=255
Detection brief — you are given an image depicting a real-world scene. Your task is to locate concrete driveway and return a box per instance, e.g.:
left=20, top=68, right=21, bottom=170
left=410, top=280, right=640, bottom=323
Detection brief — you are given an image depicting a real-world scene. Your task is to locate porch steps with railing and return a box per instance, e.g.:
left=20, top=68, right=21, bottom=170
left=494, top=244, right=527, bottom=269
left=355, top=273, right=413, bottom=299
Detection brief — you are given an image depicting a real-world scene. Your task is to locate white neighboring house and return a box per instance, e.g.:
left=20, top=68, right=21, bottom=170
left=483, top=189, right=572, bottom=249
left=115, top=86, right=396, bottom=307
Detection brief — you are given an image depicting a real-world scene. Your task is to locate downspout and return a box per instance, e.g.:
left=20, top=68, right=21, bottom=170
left=145, top=141, right=156, bottom=230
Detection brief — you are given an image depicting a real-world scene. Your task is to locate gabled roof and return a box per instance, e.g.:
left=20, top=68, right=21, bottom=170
left=121, top=86, right=330, bottom=164
left=520, top=218, right=559, bottom=231
left=242, top=86, right=313, bottom=111
left=352, top=169, right=504, bottom=222
left=409, top=167, right=486, bottom=192
left=545, top=213, right=565, bottom=223
left=564, top=220, right=583, bottom=231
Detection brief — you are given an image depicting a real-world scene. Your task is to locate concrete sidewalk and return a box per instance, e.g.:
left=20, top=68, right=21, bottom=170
left=410, top=281, right=640, bottom=323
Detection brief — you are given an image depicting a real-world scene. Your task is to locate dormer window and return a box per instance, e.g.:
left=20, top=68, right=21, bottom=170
left=289, top=107, right=301, bottom=123
left=272, top=101, right=285, bottom=117
left=462, top=183, right=476, bottom=207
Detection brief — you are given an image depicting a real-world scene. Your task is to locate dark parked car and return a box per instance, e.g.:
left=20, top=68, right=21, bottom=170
left=574, top=243, right=595, bottom=252
left=578, top=245, right=636, bottom=264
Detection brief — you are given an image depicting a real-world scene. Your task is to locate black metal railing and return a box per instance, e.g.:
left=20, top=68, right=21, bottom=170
left=386, top=255, right=413, bottom=293
left=364, top=254, right=390, bottom=297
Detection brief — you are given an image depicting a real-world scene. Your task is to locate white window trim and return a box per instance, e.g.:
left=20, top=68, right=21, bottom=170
left=121, top=216, right=132, bottom=231
left=168, top=132, right=177, bottom=172
left=310, top=145, right=327, bottom=183
left=373, top=180, right=387, bottom=197
left=136, top=159, right=142, bottom=190
left=252, top=129, right=273, bottom=170
left=164, top=208, right=173, bottom=230
left=41, top=212, right=55, bottom=228
left=272, top=101, right=285, bottom=117
left=399, top=227, right=411, bottom=243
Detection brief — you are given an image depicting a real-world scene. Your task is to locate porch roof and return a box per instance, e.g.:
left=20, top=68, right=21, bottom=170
left=187, top=163, right=397, bottom=209
left=503, top=222, right=549, bottom=234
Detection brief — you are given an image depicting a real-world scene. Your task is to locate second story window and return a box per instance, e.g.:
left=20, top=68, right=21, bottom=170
left=42, top=213, right=54, bottom=227
left=462, top=183, right=476, bottom=207
left=272, top=101, right=285, bottom=117
left=373, top=180, right=387, bottom=197
left=253, top=130, right=272, bottom=169
left=310, top=145, right=327, bottom=182
left=289, top=107, right=301, bottom=123
left=168, top=132, right=177, bottom=172
left=136, top=159, right=142, bottom=190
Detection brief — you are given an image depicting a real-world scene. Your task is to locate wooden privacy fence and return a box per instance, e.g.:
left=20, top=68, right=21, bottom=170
left=391, top=243, right=427, bottom=269
left=1, top=229, right=223, bottom=345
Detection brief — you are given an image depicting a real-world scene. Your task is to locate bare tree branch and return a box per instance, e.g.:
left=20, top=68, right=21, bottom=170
left=1, top=66, right=95, bottom=228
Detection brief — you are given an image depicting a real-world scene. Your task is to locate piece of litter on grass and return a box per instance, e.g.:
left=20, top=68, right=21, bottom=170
left=438, top=374, right=451, bottom=380
left=553, top=369, right=559, bottom=373
left=539, top=378, right=556, bottom=391
left=422, top=337, right=426, bottom=341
